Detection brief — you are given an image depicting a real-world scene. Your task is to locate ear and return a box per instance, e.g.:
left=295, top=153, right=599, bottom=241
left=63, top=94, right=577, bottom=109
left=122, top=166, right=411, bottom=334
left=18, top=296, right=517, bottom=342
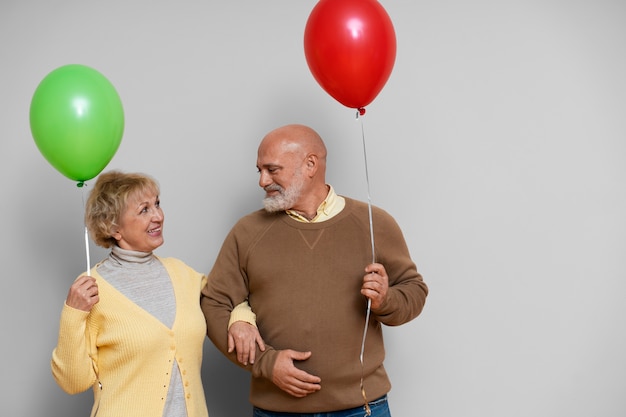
left=111, top=229, right=122, bottom=242
left=304, top=153, right=318, bottom=177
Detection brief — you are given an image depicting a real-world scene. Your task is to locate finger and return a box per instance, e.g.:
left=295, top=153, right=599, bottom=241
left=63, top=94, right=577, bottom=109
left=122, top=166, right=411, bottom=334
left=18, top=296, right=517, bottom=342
left=290, top=379, right=321, bottom=397
left=256, top=334, right=266, bottom=351
left=364, top=263, right=378, bottom=274
left=298, top=378, right=322, bottom=391
left=237, top=340, right=248, bottom=364
left=292, top=368, right=322, bottom=385
left=77, top=275, right=96, bottom=286
left=289, top=387, right=309, bottom=398
left=248, top=341, right=256, bottom=364
left=227, top=333, right=235, bottom=353
left=284, top=385, right=307, bottom=398
left=287, top=350, right=312, bottom=361
left=365, top=263, right=387, bottom=277
left=281, top=377, right=316, bottom=398
left=239, top=350, right=248, bottom=365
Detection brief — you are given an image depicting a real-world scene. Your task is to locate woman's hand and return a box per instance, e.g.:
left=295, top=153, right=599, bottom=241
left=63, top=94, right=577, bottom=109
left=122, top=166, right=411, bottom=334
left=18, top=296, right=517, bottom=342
left=66, top=275, right=99, bottom=312
left=228, top=321, right=266, bottom=365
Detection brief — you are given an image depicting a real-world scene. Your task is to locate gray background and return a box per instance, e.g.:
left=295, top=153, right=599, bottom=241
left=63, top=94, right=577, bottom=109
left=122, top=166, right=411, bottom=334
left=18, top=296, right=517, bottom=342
left=2, top=1, right=625, bottom=416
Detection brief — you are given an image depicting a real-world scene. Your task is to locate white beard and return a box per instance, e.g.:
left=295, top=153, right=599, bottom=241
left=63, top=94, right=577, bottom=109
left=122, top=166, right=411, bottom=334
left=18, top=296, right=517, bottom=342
left=263, top=171, right=304, bottom=212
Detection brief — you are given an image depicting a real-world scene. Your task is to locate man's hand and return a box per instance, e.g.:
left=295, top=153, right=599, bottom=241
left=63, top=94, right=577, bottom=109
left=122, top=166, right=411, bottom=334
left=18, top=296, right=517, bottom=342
left=361, top=263, right=389, bottom=310
left=228, top=321, right=266, bottom=365
left=271, top=349, right=321, bottom=397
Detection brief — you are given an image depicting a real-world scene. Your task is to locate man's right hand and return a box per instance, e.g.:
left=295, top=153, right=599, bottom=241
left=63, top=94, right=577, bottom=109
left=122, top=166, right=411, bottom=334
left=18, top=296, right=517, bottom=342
left=271, top=349, right=322, bottom=397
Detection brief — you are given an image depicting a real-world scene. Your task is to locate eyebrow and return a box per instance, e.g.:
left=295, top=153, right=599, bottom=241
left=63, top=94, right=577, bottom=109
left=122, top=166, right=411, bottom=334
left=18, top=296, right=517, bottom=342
left=131, top=195, right=159, bottom=207
left=257, top=163, right=281, bottom=169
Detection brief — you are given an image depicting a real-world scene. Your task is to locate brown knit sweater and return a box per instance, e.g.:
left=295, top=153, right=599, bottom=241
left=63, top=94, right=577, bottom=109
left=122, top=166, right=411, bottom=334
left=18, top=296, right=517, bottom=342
left=201, top=197, right=428, bottom=413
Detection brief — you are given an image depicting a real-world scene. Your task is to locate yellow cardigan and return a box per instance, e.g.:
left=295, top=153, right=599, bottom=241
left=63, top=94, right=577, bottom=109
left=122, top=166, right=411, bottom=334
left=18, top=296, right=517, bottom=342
left=51, top=256, right=254, bottom=417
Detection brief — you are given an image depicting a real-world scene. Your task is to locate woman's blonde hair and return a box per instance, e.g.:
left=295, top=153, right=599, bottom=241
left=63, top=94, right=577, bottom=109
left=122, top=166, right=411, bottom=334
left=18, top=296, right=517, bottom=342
left=85, top=170, right=160, bottom=248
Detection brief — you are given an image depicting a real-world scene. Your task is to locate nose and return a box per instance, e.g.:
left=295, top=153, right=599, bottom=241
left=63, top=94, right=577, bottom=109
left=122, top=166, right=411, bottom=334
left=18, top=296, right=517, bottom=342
left=259, top=170, right=271, bottom=188
left=153, top=207, right=164, bottom=221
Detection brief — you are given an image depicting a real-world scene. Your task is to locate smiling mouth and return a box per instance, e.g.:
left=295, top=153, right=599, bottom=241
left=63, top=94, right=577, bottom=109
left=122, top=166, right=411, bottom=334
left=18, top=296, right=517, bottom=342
left=148, top=227, right=161, bottom=233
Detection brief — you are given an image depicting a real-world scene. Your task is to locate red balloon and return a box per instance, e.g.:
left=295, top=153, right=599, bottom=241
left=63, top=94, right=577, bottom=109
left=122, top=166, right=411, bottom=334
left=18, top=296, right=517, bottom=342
left=304, top=0, right=396, bottom=111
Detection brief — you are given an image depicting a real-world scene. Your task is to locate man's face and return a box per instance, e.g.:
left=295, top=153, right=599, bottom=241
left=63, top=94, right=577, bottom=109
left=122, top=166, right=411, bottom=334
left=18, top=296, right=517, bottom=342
left=257, top=141, right=306, bottom=212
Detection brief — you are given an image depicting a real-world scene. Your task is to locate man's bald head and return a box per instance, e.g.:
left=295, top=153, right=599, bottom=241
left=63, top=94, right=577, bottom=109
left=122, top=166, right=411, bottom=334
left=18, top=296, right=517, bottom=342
left=259, top=124, right=327, bottom=164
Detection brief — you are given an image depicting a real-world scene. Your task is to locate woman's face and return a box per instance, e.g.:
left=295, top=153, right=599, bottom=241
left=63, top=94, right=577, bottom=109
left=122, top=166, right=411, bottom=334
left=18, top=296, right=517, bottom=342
left=113, top=189, right=164, bottom=252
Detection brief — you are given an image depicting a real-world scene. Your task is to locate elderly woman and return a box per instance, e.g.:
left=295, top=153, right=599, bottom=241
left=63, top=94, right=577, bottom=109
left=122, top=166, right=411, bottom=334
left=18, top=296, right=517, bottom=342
left=51, top=170, right=262, bottom=417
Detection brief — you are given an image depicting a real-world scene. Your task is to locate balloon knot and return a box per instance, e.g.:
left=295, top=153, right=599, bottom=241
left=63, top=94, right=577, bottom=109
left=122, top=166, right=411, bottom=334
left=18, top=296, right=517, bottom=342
left=358, top=107, right=366, bottom=116
left=77, top=181, right=85, bottom=188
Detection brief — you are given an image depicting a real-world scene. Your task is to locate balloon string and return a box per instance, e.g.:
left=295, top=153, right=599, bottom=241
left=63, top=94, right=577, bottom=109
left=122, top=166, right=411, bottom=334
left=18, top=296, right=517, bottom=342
left=356, top=110, right=373, bottom=416
left=358, top=116, right=375, bottom=266
left=81, top=182, right=100, bottom=387
left=84, top=226, right=90, bottom=275
left=82, top=184, right=91, bottom=276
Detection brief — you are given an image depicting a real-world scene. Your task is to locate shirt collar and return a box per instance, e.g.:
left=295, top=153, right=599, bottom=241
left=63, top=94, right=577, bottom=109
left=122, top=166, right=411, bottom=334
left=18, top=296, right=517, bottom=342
left=286, top=185, right=344, bottom=223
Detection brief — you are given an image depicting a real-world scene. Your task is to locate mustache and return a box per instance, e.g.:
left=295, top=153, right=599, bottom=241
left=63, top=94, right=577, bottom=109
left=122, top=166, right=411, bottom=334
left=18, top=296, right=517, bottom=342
left=264, top=184, right=283, bottom=193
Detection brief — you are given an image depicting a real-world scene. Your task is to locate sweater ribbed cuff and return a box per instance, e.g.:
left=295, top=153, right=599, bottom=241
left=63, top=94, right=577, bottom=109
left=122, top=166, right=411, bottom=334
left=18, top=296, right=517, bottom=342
left=228, top=301, right=257, bottom=329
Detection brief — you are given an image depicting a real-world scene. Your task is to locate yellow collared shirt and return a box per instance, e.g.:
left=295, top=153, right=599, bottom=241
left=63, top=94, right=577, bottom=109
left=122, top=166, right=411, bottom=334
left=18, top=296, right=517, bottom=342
left=286, top=185, right=345, bottom=223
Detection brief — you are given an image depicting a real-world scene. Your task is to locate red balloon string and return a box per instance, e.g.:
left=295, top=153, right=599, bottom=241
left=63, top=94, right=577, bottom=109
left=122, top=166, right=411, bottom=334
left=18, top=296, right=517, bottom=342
left=356, top=112, right=374, bottom=416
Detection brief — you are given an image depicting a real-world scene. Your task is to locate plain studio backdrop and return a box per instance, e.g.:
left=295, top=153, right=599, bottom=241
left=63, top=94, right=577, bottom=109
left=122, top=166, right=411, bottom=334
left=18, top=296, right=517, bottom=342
left=1, top=1, right=625, bottom=416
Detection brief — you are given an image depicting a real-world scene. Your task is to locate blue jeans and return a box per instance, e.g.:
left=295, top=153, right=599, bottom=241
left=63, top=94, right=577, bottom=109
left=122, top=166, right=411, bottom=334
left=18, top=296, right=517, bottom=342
left=252, top=395, right=391, bottom=417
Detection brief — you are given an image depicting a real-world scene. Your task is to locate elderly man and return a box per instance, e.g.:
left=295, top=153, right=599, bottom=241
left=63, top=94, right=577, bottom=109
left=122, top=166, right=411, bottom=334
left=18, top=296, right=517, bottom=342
left=202, top=124, right=428, bottom=417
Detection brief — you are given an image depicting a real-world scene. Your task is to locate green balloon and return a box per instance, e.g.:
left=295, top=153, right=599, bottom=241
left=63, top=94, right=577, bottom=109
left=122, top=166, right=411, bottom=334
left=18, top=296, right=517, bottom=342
left=30, top=64, right=124, bottom=182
